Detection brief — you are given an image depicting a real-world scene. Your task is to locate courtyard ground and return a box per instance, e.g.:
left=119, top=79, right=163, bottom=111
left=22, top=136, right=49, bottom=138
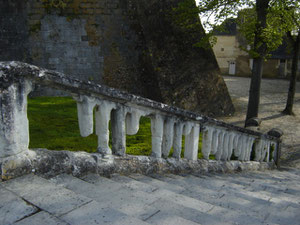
left=220, top=76, right=300, bottom=168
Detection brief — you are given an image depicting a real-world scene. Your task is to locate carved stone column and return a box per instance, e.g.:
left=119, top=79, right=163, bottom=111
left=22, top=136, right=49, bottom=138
left=0, top=78, right=32, bottom=158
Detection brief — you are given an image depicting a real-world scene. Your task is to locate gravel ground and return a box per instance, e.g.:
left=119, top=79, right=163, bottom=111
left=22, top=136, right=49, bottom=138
left=219, top=76, right=300, bottom=168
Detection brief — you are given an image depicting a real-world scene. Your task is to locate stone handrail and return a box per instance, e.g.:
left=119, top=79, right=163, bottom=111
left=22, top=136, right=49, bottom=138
left=0, top=61, right=281, bottom=170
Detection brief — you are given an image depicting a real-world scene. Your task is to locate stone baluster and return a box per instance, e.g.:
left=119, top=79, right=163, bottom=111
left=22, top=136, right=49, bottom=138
left=238, top=135, right=249, bottom=161
left=162, top=118, right=175, bottom=158
left=111, top=106, right=126, bottom=156
left=234, top=135, right=243, bottom=159
left=201, top=126, right=214, bottom=160
left=215, top=130, right=225, bottom=160
left=254, top=139, right=263, bottom=162
left=74, top=95, right=96, bottom=137
left=232, top=134, right=239, bottom=155
left=126, top=109, right=144, bottom=135
left=151, top=114, right=164, bottom=158
left=226, top=132, right=235, bottom=161
left=271, top=142, right=277, bottom=160
left=172, top=122, right=184, bottom=159
left=0, top=78, right=32, bottom=158
left=245, top=137, right=255, bottom=161
left=95, top=99, right=116, bottom=156
left=211, top=129, right=220, bottom=155
left=265, top=141, right=271, bottom=162
left=221, top=132, right=230, bottom=161
left=184, top=123, right=200, bottom=160
left=261, top=140, right=268, bottom=162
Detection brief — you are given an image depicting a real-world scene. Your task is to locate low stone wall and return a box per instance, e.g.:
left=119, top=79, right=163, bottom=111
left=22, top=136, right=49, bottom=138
left=0, top=149, right=275, bottom=180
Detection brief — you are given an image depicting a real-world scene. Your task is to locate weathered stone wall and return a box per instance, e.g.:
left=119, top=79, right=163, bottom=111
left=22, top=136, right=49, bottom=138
left=0, top=0, right=234, bottom=116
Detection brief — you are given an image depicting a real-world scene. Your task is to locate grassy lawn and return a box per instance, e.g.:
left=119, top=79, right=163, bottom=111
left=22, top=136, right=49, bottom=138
left=28, top=97, right=203, bottom=158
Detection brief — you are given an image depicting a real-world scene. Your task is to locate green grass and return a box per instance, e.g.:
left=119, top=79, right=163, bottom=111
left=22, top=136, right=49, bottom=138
left=28, top=97, right=204, bottom=158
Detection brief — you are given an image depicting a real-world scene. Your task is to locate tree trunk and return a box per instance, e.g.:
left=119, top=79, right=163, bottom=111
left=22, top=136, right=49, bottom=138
left=245, top=0, right=270, bottom=125
left=283, top=30, right=300, bottom=115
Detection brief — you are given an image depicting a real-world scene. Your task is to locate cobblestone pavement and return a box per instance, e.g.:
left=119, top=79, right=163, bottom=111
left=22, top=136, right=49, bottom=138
left=220, top=76, right=300, bottom=168
left=1, top=170, right=300, bottom=225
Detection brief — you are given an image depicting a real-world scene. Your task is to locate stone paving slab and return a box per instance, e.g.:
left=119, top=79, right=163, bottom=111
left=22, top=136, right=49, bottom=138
left=112, top=174, right=266, bottom=224
left=144, top=212, right=201, bottom=225
left=128, top=173, right=186, bottom=193
left=145, top=198, right=232, bottom=225
left=13, top=211, right=68, bottom=225
left=2, top=174, right=92, bottom=217
left=60, top=200, right=150, bottom=225
left=110, top=174, right=159, bottom=193
left=52, top=173, right=159, bottom=221
left=0, top=185, right=38, bottom=225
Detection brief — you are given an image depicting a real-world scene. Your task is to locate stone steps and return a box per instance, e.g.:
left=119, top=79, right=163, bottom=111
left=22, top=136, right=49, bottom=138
left=1, top=169, right=300, bottom=225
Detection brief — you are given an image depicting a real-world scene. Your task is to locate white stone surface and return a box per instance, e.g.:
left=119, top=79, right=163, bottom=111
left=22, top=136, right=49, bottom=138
left=125, top=109, right=145, bottom=135
left=0, top=79, right=32, bottom=158
left=74, top=95, right=96, bottom=137
left=0, top=185, right=37, bottom=224
left=184, top=124, right=200, bottom=161
left=95, top=99, right=116, bottom=155
left=215, top=130, right=225, bottom=160
left=173, top=122, right=184, bottom=159
left=162, top=118, right=175, bottom=158
left=151, top=114, right=164, bottom=158
left=14, top=211, right=68, bottom=225
left=111, top=106, right=126, bottom=155
left=201, top=126, right=214, bottom=160
left=2, top=174, right=91, bottom=217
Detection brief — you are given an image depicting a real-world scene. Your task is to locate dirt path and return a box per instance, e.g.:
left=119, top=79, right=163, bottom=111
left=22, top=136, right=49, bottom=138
left=219, top=76, right=300, bottom=168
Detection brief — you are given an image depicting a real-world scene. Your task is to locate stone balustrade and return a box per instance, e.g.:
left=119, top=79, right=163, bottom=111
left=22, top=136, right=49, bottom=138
left=0, top=61, right=280, bottom=167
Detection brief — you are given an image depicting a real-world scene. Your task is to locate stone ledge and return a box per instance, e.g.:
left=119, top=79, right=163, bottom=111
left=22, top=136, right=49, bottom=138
left=0, top=149, right=276, bottom=180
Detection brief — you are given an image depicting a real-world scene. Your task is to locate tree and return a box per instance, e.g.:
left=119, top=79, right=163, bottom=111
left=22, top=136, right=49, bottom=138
left=244, top=0, right=270, bottom=124
left=275, top=1, right=300, bottom=115
left=284, top=30, right=300, bottom=115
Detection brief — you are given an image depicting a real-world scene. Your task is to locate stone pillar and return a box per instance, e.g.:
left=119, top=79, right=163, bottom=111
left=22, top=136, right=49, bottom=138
left=184, top=124, right=200, bottom=161
left=239, top=135, right=248, bottom=161
left=126, top=109, right=143, bottom=135
left=234, top=135, right=243, bottom=159
left=211, top=129, right=220, bottom=155
left=111, top=106, right=126, bottom=156
left=173, top=122, right=184, bottom=159
left=162, top=118, right=174, bottom=158
left=151, top=114, right=164, bottom=158
left=95, top=100, right=116, bottom=156
left=74, top=95, right=96, bottom=137
left=227, top=133, right=234, bottom=161
left=254, top=139, right=262, bottom=162
left=215, top=130, right=225, bottom=160
left=221, top=132, right=230, bottom=161
left=245, top=137, right=255, bottom=161
left=201, top=126, right=214, bottom=160
left=0, top=78, right=32, bottom=158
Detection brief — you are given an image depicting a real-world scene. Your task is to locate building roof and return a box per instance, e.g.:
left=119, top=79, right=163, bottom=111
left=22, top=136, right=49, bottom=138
left=213, top=18, right=237, bottom=36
